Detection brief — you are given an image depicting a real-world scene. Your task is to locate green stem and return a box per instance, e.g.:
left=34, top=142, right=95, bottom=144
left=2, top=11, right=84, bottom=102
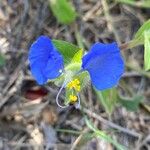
left=56, top=128, right=81, bottom=135
left=120, top=39, right=143, bottom=50
left=116, top=0, right=150, bottom=8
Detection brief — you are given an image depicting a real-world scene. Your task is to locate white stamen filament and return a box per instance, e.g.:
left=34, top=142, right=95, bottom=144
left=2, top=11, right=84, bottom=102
left=56, top=81, right=69, bottom=108
left=75, top=94, right=81, bottom=109
left=55, top=70, right=82, bottom=109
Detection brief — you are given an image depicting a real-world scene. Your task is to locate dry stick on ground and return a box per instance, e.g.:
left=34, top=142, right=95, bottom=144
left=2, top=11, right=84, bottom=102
left=7, top=142, right=70, bottom=149
left=101, top=0, right=121, bottom=44
left=15, top=0, right=29, bottom=49
left=136, top=135, right=150, bottom=150
left=71, top=86, right=94, bottom=150
left=83, top=1, right=102, bottom=21
left=82, top=107, right=142, bottom=138
left=0, top=55, right=27, bottom=109
left=71, top=128, right=89, bottom=150
left=123, top=72, right=142, bottom=78
left=0, top=64, right=22, bottom=108
left=2, top=64, right=22, bottom=95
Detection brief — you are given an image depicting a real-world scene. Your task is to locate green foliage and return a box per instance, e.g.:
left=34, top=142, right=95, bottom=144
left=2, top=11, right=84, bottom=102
left=121, top=19, right=150, bottom=51
left=132, top=19, right=150, bottom=70
left=95, top=88, right=118, bottom=115
left=85, top=118, right=126, bottom=150
left=134, top=19, right=150, bottom=42
left=119, top=95, right=143, bottom=111
left=116, top=0, right=136, bottom=5
left=49, top=0, right=77, bottom=24
left=116, top=0, right=150, bottom=8
left=49, top=42, right=82, bottom=87
left=71, top=49, right=83, bottom=63
left=52, top=45, right=87, bottom=105
left=52, top=39, right=80, bottom=65
left=0, top=53, right=5, bottom=67
left=144, top=31, right=150, bottom=70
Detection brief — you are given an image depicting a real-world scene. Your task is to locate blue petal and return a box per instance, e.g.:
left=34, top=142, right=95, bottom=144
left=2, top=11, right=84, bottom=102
left=82, top=42, right=124, bottom=90
left=29, top=36, right=64, bottom=84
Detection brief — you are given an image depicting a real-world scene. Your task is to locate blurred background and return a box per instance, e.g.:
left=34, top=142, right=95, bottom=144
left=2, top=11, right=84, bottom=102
left=0, top=0, right=150, bottom=150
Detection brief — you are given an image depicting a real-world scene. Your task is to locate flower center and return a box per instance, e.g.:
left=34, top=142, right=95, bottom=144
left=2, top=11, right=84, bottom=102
left=66, top=78, right=81, bottom=104
left=69, top=95, right=78, bottom=103
left=67, top=78, right=81, bottom=92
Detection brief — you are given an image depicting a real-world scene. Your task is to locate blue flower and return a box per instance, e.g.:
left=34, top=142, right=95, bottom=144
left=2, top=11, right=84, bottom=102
left=29, top=36, right=124, bottom=91
left=82, top=42, right=124, bottom=90
left=29, top=36, right=64, bottom=85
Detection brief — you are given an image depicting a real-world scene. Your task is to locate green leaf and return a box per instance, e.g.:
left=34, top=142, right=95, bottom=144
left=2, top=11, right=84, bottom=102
left=0, top=53, right=5, bottom=67
left=52, top=40, right=80, bottom=65
left=120, top=19, right=150, bottom=49
left=71, top=49, right=83, bottom=63
left=116, top=0, right=135, bottom=5
left=85, top=118, right=126, bottom=150
left=119, top=95, right=143, bottom=111
left=134, top=19, right=150, bottom=42
left=116, top=0, right=150, bottom=8
left=95, top=88, right=118, bottom=115
left=144, top=31, right=150, bottom=70
left=119, top=19, right=150, bottom=50
left=49, top=0, right=77, bottom=24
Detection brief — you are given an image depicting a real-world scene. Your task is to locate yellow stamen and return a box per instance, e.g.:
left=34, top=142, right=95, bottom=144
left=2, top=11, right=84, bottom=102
left=69, top=95, right=78, bottom=103
left=67, top=78, right=81, bottom=92
left=76, top=85, right=81, bottom=92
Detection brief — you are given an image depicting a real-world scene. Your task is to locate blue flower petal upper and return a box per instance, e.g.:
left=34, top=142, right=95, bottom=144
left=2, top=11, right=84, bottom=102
left=29, top=36, right=64, bottom=85
left=82, top=42, right=124, bottom=90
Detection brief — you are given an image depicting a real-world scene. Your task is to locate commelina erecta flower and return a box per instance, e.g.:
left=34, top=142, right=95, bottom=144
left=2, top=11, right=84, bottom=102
left=29, top=36, right=124, bottom=107
left=29, top=36, right=64, bottom=85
